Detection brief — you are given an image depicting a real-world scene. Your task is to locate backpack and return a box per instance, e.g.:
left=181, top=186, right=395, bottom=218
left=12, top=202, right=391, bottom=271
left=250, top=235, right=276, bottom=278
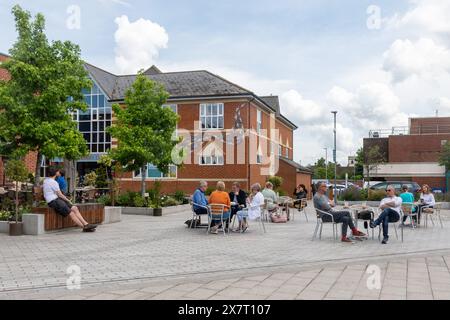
left=184, top=219, right=200, bottom=228
left=357, top=210, right=373, bottom=220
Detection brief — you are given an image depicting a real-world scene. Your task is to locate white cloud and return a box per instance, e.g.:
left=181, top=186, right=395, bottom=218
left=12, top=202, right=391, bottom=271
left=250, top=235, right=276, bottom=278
left=383, top=38, right=450, bottom=83
left=280, top=90, right=324, bottom=125
left=114, top=15, right=169, bottom=74
left=388, top=0, right=450, bottom=34
left=98, top=0, right=131, bottom=7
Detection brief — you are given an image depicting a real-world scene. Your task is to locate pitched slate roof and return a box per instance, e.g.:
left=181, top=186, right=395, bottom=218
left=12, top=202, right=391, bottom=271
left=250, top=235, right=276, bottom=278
left=280, top=157, right=312, bottom=174
left=83, top=63, right=297, bottom=129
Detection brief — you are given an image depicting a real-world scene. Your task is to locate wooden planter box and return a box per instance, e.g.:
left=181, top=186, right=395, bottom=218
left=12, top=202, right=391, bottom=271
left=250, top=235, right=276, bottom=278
left=31, top=203, right=104, bottom=231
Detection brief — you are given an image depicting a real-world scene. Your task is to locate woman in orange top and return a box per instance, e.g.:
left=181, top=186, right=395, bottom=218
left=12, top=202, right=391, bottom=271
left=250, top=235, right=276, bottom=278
left=208, top=181, right=231, bottom=234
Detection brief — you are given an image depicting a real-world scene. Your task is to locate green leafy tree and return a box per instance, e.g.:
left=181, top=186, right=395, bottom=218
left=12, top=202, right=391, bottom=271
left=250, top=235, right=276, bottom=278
left=354, top=147, right=364, bottom=178
left=108, top=72, right=181, bottom=197
left=0, top=5, right=90, bottom=186
left=363, top=145, right=386, bottom=196
left=439, top=141, right=450, bottom=170
left=5, top=159, right=29, bottom=223
left=267, top=176, right=283, bottom=191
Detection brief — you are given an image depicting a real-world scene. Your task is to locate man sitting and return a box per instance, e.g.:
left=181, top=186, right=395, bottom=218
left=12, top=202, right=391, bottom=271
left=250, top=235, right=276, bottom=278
left=370, top=185, right=402, bottom=244
left=313, top=182, right=366, bottom=243
left=261, top=182, right=278, bottom=213
left=43, top=167, right=97, bottom=232
left=191, top=180, right=209, bottom=225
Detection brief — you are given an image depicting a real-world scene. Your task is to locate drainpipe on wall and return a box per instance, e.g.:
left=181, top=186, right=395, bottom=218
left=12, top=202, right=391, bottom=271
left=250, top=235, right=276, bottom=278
left=247, top=97, right=255, bottom=191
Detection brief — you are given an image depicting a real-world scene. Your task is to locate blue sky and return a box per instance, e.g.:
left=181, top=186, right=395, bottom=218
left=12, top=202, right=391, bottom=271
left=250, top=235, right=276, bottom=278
left=2, top=0, right=450, bottom=166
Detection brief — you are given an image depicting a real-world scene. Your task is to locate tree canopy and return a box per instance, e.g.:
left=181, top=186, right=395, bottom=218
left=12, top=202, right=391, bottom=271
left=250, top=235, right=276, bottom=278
left=107, top=72, right=181, bottom=196
left=0, top=5, right=90, bottom=185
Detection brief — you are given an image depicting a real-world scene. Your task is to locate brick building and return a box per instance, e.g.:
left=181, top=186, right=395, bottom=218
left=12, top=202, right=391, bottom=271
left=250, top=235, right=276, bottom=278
left=363, top=117, right=449, bottom=191
left=1, top=56, right=312, bottom=194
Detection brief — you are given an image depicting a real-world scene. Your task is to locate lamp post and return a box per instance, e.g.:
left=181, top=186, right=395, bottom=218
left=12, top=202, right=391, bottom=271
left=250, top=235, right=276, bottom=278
left=331, top=111, right=338, bottom=204
left=324, top=147, right=328, bottom=182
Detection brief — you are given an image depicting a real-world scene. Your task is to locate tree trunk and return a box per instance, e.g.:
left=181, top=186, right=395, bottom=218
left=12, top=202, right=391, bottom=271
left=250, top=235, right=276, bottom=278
left=34, top=152, right=43, bottom=186
left=15, top=181, right=19, bottom=223
left=141, top=164, right=146, bottom=197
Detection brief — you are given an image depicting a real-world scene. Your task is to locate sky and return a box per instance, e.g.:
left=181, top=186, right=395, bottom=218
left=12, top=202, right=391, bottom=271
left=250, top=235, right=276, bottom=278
left=1, top=0, right=450, bottom=166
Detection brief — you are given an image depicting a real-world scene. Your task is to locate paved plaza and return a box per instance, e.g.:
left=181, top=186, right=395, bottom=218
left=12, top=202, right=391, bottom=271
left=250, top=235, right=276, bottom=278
left=1, top=202, right=450, bottom=300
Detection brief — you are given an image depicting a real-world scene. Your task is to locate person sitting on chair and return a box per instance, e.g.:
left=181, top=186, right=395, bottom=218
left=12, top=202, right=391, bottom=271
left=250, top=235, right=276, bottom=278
left=192, top=180, right=209, bottom=224
left=229, top=182, right=247, bottom=220
left=370, top=185, right=402, bottom=244
left=293, top=184, right=308, bottom=208
left=234, top=183, right=265, bottom=233
left=417, top=184, right=435, bottom=225
left=261, top=182, right=278, bottom=214
left=313, top=182, right=366, bottom=243
left=400, top=184, right=416, bottom=226
left=208, top=181, right=231, bottom=234
left=43, top=167, right=97, bottom=232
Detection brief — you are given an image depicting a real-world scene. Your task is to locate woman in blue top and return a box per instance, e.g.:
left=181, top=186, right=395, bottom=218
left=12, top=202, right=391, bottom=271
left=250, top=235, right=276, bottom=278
left=56, top=169, right=68, bottom=195
left=400, top=185, right=416, bottom=224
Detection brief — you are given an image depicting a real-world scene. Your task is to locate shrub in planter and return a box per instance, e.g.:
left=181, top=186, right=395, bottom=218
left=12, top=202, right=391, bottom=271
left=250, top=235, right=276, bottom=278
left=97, top=194, right=112, bottom=206
left=367, top=190, right=386, bottom=201
left=133, top=195, right=146, bottom=208
left=0, top=210, right=10, bottom=221
left=205, top=187, right=215, bottom=196
left=162, top=196, right=179, bottom=207
left=173, top=190, right=185, bottom=203
left=338, top=187, right=364, bottom=201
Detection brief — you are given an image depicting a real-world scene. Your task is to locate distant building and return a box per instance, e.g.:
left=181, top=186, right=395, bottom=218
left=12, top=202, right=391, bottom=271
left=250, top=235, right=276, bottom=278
left=348, top=156, right=356, bottom=167
left=363, top=117, right=449, bottom=190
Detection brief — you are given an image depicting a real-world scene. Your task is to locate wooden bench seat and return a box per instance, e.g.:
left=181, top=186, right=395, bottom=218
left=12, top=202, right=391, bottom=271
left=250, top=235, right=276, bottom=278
left=32, top=203, right=104, bottom=231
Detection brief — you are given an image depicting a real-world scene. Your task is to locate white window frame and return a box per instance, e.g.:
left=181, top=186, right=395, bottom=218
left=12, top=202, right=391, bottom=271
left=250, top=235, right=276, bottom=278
left=278, top=144, right=282, bottom=156
left=199, top=155, right=224, bottom=166
left=256, top=109, right=262, bottom=134
left=199, top=103, right=224, bottom=130
left=285, top=148, right=289, bottom=158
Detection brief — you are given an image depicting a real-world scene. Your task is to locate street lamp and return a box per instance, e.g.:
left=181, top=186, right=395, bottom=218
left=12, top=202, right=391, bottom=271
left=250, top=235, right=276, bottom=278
left=324, top=147, right=328, bottom=182
left=331, top=111, right=338, bottom=204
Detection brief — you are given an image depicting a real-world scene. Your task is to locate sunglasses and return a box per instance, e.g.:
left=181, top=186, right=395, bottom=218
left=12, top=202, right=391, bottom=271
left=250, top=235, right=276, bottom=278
left=386, top=189, right=394, bottom=192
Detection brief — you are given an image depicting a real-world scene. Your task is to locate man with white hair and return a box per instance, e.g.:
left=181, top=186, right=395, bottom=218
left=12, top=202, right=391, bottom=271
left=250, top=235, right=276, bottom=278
left=192, top=180, right=209, bottom=217
left=370, top=185, right=402, bottom=244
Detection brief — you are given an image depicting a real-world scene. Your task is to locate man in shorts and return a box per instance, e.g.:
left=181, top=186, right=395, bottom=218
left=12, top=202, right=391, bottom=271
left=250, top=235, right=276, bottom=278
left=43, top=167, right=97, bottom=232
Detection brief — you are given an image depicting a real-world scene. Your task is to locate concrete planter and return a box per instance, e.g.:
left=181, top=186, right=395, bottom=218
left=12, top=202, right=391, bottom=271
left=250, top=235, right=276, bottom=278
left=161, top=204, right=190, bottom=215
left=104, top=207, right=122, bottom=223
left=121, top=207, right=153, bottom=216
left=0, top=221, right=9, bottom=233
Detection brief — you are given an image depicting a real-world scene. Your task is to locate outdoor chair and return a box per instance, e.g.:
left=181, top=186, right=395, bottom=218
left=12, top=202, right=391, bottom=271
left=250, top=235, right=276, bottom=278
left=423, top=203, right=444, bottom=229
left=399, top=203, right=418, bottom=242
left=312, top=208, right=342, bottom=241
left=278, top=196, right=294, bottom=221
left=297, top=198, right=309, bottom=222
left=207, top=204, right=230, bottom=235
left=188, top=198, right=208, bottom=229
left=230, top=204, right=267, bottom=234
left=374, top=208, right=400, bottom=242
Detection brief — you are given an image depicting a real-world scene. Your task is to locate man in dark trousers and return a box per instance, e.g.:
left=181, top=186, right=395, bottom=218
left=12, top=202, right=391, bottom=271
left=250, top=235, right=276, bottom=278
left=43, top=167, right=97, bottom=232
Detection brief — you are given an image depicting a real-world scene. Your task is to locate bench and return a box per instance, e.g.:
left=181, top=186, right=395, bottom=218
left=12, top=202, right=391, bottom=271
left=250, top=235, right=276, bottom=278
left=31, top=203, right=105, bottom=231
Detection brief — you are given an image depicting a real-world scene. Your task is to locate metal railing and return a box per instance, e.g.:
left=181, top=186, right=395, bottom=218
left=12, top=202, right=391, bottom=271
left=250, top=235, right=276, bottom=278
left=369, top=125, right=450, bottom=138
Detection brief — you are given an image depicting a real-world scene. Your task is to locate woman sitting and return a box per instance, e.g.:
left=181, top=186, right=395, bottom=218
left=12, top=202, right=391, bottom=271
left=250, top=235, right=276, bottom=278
left=293, top=184, right=308, bottom=209
left=208, top=181, right=231, bottom=234
left=234, top=183, right=265, bottom=232
left=417, top=184, right=435, bottom=225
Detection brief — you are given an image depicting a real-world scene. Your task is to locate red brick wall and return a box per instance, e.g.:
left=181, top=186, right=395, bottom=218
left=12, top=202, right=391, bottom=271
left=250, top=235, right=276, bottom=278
left=296, top=172, right=313, bottom=199
left=388, top=134, right=450, bottom=162
left=411, top=177, right=446, bottom=190
left=410, top=117, right=450, bottom=135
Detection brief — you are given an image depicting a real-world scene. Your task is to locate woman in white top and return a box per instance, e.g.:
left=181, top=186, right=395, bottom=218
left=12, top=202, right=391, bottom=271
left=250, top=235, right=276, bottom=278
left=417, top=184, right=436, bottom=224
left=234, top=183, right=265, bottom=233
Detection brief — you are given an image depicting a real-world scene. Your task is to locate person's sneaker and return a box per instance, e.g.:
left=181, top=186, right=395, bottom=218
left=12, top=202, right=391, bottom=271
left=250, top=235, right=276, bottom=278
left=381, top=238, right=388, bottom=244
left=210, top=226, right=219, bottom=234
left=341, top=237, right=353, bottom=243
left=369, top=220, right=376, bottom=228
left=84, top=224, right=97, bottom=230
left=82, top=227, right=95, bottom=232
left=352, top=230, right=366, bottom=237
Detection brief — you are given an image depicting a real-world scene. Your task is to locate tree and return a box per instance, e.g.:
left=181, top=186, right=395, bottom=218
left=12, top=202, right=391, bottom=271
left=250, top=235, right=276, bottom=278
left=354, top=147, right=364, bottom=178
left=5, top=159, right=29, bottom=223
left=439, top=141, right=450, bottom=170
left=107, top=72, right=181, bottom=197
left=363, top=145, right=385, bottom=185
left=267, top=176, right=283, bottom=191
left=0, top=5, right=90, bottom=186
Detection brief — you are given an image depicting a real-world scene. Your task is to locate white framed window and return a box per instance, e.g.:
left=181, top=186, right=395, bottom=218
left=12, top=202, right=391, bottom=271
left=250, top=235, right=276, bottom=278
left=257, top=154, right=263, bottom=164
left=134, top=164, right=177, bottom=179
left=278, top=145, right=282, bottom=156
left=256, top=109, right=262, bottom=134
left=285, top=148, right=289, bottom=158
left=199, top=155, right=224, bottom=166
left=200, top=103, right=224, bottom=130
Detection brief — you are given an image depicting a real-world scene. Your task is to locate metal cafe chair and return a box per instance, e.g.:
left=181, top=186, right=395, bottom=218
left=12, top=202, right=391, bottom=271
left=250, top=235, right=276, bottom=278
left=312, top=209, right=342, bottom=241
left=423, top=202, right=444, bottom=229
left=207, top=204, right=229, bottom=235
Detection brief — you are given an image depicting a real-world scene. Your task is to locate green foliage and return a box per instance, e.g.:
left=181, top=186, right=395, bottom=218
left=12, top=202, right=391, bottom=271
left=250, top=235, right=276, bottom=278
left=0, top=5, right=90, bottom=185
left=277, top=189, right=287, bottom=196
left=133, top=195, right=146, bottom=207
left=96, top=194, right=112, bottom=206
left=83, top=171, right=97, bottom=187
left=95, top=165, right=109, bottom=188
left=338, top=187, right=365, bottom=201
left=439, top=141, right=450, bottom=170
left=107, top=72, right=181, bottom=196
left=150, top=181, right=162, bottom=208
left=5, top=159, right=29, bottom=183
left=267, top=176, right=283, bottom=191
left=0, top=211, right=10, bottom=221
left=435, top=192, right=450, bottom=202
left=173, top=190, right=186, bottom=203
left=367, top=189, right=386, bottom=201
left=161, top=196, right=179, bottom=207
left=205, top=187, right=215, bottom=196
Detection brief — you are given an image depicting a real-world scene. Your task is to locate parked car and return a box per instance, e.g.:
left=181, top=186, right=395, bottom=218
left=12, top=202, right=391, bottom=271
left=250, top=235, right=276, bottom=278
left=370, top=181, right=421, bottom=193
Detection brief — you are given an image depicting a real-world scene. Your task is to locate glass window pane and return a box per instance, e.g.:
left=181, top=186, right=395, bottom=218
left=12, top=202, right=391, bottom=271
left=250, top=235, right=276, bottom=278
left=91, top=144, right=97, bottom=153
left=79, top=122, right=90, bottom=132
left=105, top=144, right=111, bottom=152
left=99, top=133, right=105, bottom=142
left=98, top=144, right=104, bottom=153
left=105, top=110, right=111, bottom=120
left=201, top=117, right=206, bottom=129
left=99, top=112, right=105, bottom=120
left=98, top=96, right=105, bottom=108
left=84, top=95, right=91, bottom=106
left=105, top=133, right=111, bottom=142
left=92, top=95, right=98, bottom=108
left=106, top=121, right=111, bottom=128
left=212, top=117, right=217, bottom=129
left=83, top=133, right=90, bottom=142
left=207, top=104, right=211, bottom=116
left=212, top=104, right=217, bottom=115
left=219, top=104, right=223, bottom=114
left=218, top=116, right=224, bottom=128
left=92, top=133, right=97, bottom=143
left=99, top=122, right=105, bottom=131
left=93, top=122, right=98, bottom=131
left=81, top=87, right=90, bottom=95
left=79, top=114, right=90, bottom=121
